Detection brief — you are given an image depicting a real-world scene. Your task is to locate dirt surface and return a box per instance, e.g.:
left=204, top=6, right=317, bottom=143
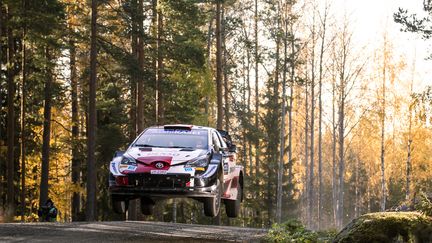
left=0, top=221, right=268, bottom=242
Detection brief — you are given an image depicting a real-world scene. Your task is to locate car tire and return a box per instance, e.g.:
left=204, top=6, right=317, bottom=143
left=204, top=177, right=222, bottom=217
left=140, top=197, right=154, bottom=215
left=112, top=195, right=128, bottom=214
left=225, top=184, right=241, bottom=218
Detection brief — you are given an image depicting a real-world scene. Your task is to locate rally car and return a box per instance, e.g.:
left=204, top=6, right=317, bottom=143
left=108, top=124, right=244, bottom=217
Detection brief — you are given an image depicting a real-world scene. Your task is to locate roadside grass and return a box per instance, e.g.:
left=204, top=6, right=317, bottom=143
left=265, top=219, right=337, bottom=243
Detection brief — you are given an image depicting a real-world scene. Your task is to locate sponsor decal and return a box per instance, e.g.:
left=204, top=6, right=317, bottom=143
left=127, top=165, right=137, bottom=171
left=184, top=167, right=193, bottom=172
left=147, top=129, right=205, bottom=135
left=111, top=162, right=118, bottom=174
left=223, top=163, right=229, bottom=173
left=136, top=152, right=180, bottom=157
left=151, top=170, right=168, bottom=175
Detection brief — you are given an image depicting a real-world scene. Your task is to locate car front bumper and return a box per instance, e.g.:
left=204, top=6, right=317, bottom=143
left=109, top=183, right=218, bottom=198
left=109, top=172, right=219, bottom=199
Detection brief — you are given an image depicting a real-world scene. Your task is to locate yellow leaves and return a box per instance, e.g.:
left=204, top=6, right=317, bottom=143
left=23, top=99, right=73, bottom=222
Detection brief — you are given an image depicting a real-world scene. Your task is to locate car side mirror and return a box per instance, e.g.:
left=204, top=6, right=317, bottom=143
left=229, top=144, right=237, bottom=153
left=114, top=151, right=125, bottom=157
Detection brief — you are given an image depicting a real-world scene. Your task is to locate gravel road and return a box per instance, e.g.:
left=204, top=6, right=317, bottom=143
left=0, top=221, right=268, bottom=242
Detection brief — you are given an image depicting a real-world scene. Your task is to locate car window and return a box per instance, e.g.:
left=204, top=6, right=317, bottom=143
left=134, top=128, right=208, bottom=149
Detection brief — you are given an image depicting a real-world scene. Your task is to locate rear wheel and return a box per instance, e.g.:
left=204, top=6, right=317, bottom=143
left=111, top=195, right=129, bottom=214
left=225, top=184, right=242, bottom=218
left=140, top=197, right=155, bottom=215
left=204, top=178, right=222, bottom=217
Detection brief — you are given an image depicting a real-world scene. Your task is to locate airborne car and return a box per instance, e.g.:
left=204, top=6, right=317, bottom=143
left=109, top=124, right=244, bottom=217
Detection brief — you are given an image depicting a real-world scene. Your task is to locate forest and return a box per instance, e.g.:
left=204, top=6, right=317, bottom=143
left=0, top=0, right=432, bottom=231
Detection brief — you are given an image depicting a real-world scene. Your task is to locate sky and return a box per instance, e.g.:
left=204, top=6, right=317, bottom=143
left=333, top=0, right=431, bottom=91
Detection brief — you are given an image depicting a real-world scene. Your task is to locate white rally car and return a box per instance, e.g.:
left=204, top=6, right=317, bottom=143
left=109, top=124, right=244, bottom=217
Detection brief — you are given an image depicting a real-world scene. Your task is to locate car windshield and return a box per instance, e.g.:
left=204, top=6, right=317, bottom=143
left=133, top=128, right=208, bottom=149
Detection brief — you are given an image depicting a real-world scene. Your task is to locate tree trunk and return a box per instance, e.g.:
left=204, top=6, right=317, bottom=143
left=380, top=36, right=387, bottom=212
left=137, top=0, right=144, bottom=133
left=277, top=3, right=287, bottom=223
left=205, top=7, right=215, bottom=115
left=288, top=14, right=295, bottom=200
left=317, top=3, right=328, bottom=229
left=151, top=0, right=157, bottom=122
left=40, top=47, right=53, bottom=209
left=20, top=0, right=27, bottom=222
left=304, top=69, right=309, bottom=224
left=254, top=0, right=260, bottom=197
left=214, top=2, right=225, bottom=226
left=331, top=74, right=337, bottom=227
left=6, top=4, right=15, bottom=221
left=130, top=0, right=138, bottom=139
left=215, top=0, right=223, bottom=130
left=269, top=13, right=281, bottom=227
left=156, top=0, right=164, bottom=124
left=246, top=28, right=252, bottom=178
left=127, top=0, right=138, bottom=219
left=354, top=157, right=359, bottom=218
left=70, top=37, right=81, bottom=221
left=86, top=0, right=98, bottom=221
left=337, top=67, right=346, bottom=229
left=0, top=0, right=4, bottom=220
left=242, top=55, right=247, bottom=176
left=222, top=6, right=229, bottom=131
left=134, top=0, right=145, bottom=216
left=246, top=31, right=252, bottom=176
left=308, top=17, right=316, bottom=229
left=406, top=63, right=414, bottom=201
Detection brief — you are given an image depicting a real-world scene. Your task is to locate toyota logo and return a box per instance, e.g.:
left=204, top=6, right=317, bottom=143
left=155, top=162, right=165, bottom=169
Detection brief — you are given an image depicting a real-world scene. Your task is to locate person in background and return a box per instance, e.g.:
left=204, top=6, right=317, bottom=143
left=38, top=199, right=58, bottom=222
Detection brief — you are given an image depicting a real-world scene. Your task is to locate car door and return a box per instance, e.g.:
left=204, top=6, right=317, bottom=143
left=217, top=131, right=235, bottom=179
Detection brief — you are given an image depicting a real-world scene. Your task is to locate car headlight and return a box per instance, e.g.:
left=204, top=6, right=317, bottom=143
left=185, top=155, right=209, bottom=167
left=120, top=156, right=136, bottom=165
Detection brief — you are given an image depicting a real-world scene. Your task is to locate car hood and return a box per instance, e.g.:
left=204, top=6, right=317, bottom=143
left=125, top=147, right=207, bottom=165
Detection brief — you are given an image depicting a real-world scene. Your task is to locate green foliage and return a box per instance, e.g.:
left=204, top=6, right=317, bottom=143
left=266, top=219, right=337, bottom=242
left=266, top=219, right=319, bottom=242
left=417, top=192, right=432, bottom=217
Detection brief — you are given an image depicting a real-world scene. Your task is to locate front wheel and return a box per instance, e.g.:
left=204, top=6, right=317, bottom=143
left=111, top=195, right=129, bottom=214
left=203, top=178, right=222, bottom=217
